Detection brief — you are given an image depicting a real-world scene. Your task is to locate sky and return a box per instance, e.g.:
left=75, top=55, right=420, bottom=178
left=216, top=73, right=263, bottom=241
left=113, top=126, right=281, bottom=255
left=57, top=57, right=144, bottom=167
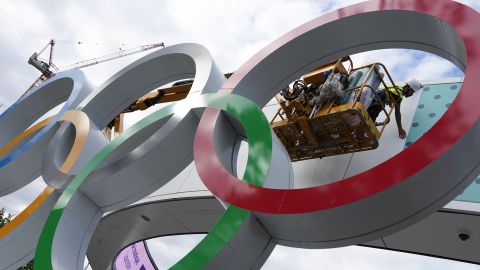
left=1, top=0, right=480, bottom=269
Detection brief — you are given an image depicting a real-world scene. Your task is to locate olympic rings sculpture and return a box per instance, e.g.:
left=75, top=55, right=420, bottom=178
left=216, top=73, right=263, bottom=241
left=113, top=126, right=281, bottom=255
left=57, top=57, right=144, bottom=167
left=1, top=0, right=479, bottom=269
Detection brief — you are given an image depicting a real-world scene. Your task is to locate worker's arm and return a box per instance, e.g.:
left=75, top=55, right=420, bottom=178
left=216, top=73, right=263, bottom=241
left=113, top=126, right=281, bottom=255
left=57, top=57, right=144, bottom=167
left=394, top=102, right=406, bottom=139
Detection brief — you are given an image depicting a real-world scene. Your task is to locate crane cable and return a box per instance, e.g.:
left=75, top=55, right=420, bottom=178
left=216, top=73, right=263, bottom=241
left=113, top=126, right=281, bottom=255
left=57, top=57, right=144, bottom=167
left=55, top=40, right=146, bottom=47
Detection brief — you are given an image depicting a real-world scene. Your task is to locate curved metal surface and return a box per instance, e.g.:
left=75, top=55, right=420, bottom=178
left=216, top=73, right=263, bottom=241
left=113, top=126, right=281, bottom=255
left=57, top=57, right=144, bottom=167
left=87, top=196, right=480, bottom=269
left=0, top=70, right=93, bottom=196
left=43, top=43, right=224, bottom=193
left=87, top=196, right=222, bottom=270
left=196, top=0, right=480, bottom=249
left=34, top=45, right=234, bottom=270
left=38, top=93, right=290, bottom=270
left=0, top=110, right=93, bottom=270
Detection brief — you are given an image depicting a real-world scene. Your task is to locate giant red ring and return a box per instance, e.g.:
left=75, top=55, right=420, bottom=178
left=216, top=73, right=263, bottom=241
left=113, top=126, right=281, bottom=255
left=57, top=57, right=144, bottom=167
left=195, top=0, right=480, bottom=214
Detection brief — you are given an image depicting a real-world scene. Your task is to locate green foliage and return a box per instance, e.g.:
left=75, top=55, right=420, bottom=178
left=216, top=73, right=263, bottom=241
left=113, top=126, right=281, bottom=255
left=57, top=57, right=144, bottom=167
left=0, top=207, right=13, bottom=228
left=0, top=208, right=34, bottom=270
left=17, top=260, right=34, bottom=270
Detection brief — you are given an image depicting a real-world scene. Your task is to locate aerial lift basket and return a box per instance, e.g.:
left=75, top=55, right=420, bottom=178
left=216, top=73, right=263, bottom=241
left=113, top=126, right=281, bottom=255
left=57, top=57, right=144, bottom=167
left=270, top=59, right=398, bottom=161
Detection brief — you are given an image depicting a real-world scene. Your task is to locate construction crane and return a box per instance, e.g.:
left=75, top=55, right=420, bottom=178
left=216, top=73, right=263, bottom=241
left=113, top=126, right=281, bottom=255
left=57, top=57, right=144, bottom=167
left=23, top=39, right=165, bottom=97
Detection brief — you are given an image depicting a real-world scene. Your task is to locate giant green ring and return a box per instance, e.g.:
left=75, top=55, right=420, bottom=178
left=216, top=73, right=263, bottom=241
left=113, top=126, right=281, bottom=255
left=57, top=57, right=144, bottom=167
left=34, top=93, right=273, bottom=270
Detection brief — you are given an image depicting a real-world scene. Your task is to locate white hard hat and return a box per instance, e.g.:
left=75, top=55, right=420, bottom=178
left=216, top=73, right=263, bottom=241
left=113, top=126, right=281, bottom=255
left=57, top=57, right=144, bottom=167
left=406, top=78, right=423, bottom=92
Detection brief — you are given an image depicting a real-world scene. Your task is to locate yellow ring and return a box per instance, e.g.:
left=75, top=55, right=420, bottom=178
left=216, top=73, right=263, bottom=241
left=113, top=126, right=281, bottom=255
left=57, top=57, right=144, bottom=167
left=0, top=110, right=90, bottom=238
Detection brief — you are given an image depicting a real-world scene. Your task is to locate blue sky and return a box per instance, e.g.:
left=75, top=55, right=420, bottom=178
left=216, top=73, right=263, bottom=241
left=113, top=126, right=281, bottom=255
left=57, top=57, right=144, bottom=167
left=1, top=0, right=480, bottom=269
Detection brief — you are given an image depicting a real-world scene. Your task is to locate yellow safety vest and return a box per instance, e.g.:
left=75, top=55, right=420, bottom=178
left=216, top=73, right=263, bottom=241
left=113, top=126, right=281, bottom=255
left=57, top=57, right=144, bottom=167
left=384, top=85, right=403, bottom=105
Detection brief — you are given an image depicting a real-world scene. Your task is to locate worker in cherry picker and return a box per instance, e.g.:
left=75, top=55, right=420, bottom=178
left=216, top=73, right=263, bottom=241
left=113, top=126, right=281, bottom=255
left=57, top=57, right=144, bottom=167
left=367, top=78, right=423, bottom=139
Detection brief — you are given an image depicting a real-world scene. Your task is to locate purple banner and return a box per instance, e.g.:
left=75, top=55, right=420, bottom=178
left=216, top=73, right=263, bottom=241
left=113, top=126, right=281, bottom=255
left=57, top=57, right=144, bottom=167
left=114, top=241, right=157, bottom=270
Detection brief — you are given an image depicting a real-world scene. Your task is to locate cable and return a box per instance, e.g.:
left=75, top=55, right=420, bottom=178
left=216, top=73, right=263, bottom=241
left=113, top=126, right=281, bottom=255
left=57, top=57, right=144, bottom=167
left=55, top=40, right=144, bottom=47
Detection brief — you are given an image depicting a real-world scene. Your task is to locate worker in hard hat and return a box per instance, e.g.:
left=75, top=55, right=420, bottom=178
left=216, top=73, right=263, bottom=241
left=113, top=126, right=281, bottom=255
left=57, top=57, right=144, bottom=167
left=367, top=78, right=423, bottom=139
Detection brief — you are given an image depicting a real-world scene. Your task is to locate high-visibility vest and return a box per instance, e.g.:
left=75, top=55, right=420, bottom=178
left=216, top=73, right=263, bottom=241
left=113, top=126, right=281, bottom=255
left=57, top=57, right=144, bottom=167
left=384, top=85, right=403, bottom=105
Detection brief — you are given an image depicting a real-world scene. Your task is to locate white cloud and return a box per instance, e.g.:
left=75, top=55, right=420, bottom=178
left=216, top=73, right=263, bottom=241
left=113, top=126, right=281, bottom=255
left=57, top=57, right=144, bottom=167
left=455, top=0, right=480, bottom=10
left=146, top=235, right=204, bottom=269
left=350, top=49, right=463, bottom=83
left=0, top=177, right=46, bottom=214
